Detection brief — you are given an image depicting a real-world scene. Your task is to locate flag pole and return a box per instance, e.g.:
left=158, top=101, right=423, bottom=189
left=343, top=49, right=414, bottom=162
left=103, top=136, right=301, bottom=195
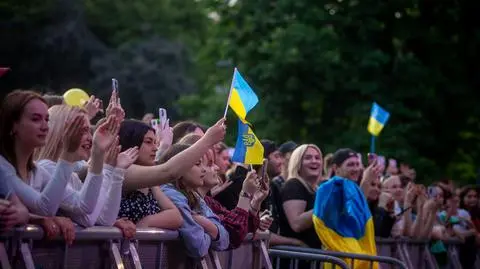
left=370, top=135, right=376, bottom=153
left=223, top=67, right=237, bottom=118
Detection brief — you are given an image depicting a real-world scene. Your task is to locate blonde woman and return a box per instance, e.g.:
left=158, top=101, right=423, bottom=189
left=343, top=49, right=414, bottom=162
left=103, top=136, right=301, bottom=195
left=279, top=144, right=323, bottom=248
left=36, top=105, right=124, bottom=227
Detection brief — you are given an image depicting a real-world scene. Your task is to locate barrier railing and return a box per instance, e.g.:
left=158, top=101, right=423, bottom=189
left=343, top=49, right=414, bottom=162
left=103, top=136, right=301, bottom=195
left=271, top=245, right=407, bottom=269
left=0, top=225, right=271, bottom=269
left=1, top=226, right=474, bottom=269
left=269, top=248, right=350, bottom=269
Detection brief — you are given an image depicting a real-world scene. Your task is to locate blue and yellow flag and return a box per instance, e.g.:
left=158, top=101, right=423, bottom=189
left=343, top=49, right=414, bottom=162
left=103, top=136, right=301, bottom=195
left=228, top=69, right=259, bottom=121
left=313, top=176, right=378, bottom=269
left=232, top=119, right=264, bottom=165
left=367, top=102, right=390, bottom=136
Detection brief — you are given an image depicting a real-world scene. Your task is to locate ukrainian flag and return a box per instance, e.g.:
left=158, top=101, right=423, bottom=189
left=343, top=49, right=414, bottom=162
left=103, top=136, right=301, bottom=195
left=367, top=102, right=390, bottom=136
left=313, top=176, right=378, bottom=269
left=228, top=69, right=259, bottom=121
left=232, top=119, right=264, bottom=165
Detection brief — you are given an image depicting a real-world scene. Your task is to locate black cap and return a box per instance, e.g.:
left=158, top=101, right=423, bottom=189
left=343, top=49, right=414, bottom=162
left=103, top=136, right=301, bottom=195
left=331, top=148, right=358, bottom=166
left=261, top=139, right=277, bottom=158
left=278, top=141, right=297, bottom=155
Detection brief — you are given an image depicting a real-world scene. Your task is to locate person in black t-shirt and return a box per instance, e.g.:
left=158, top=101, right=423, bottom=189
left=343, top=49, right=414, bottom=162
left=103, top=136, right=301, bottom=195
left=280, top=144, right=323, bottom=249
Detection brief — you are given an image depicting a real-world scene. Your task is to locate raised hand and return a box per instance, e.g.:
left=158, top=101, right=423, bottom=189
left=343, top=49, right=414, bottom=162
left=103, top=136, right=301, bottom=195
left=242, top=170, right=259, bottom=197
left=155, top=119, right=173, bottom=150
left=203, top=118, right=227, bottom=146
left=105, top=136, right=120, bottom=167
left=117, top=147, right=139, bottom=169
left=60, top=114, right=86, bottom=162
left=106, top=90, right=125, bottom=122
left=83, top=95, right=103, bottom=120
left=93, top=116, right=120, bottom=153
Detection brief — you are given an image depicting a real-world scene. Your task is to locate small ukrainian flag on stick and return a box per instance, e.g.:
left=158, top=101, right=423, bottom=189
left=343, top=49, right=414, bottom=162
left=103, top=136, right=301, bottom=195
left=367, top=102, right=390, bottom=153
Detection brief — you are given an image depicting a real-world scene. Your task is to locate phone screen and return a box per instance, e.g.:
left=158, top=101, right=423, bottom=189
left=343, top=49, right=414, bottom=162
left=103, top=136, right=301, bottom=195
left=260, top=159, right=269, bottom=188
left=111, top=78, right=119, bottom=92
left=159, top=108, right=167, bottom=129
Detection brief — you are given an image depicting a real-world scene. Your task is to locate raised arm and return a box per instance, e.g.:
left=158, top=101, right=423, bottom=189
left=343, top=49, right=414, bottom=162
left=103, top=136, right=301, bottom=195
left=123, top=118, right=226, bottom=191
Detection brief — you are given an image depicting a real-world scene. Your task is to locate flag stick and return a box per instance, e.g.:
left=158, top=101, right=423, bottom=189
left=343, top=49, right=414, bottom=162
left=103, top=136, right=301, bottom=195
left=249, top=164, right=254, bottom=171
left=223, top=67, right=237, bottom=118
left=370, top=135, right=376, bottom=153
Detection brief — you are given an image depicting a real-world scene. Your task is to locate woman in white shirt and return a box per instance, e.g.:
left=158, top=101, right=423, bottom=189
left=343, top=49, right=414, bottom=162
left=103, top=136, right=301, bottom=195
left=0, top=89, right=119, bottom=220
left=36, top=104, right=135, bottom=227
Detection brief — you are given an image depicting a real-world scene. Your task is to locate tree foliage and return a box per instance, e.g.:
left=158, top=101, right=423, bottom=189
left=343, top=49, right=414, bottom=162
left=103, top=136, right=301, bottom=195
left=183, top=0, right=480, bottom=184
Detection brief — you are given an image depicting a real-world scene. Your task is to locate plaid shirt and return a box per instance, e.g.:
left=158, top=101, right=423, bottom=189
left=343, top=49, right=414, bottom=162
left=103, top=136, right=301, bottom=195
left=204, top=195, right=260, bottom=249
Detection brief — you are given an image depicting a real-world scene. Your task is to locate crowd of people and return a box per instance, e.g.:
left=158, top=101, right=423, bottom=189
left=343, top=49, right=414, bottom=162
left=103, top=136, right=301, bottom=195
left=1, top=89, right=480, bottom=268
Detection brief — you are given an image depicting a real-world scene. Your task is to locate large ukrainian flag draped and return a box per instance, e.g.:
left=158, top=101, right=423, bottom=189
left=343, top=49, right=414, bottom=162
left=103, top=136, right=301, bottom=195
left=227, top=68, right=264, bottom=165
left=313, top=176, right=378, bottom=269
left=367, top=102, right=390, bottom=136
left=228, top=69, right=259, bottom=121
left=232, top=119, right=264, bottom=164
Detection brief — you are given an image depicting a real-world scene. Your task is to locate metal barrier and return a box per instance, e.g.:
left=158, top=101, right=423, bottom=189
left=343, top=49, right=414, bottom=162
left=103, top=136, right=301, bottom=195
left=0, top=225, right=272, bottom=269
left=271, top=245, right=407, bottom=269
left=269, top=248, right=350, bottom=269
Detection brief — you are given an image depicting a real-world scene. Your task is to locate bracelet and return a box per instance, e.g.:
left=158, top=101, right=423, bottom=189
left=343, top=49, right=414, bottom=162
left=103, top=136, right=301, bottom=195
left=240, top=191, right=253, bottom=199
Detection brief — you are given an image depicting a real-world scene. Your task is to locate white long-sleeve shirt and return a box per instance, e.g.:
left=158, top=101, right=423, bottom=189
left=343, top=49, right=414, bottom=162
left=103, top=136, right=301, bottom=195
left=0, top=155, right=74, bottom=216
left=38, top=160, right=124, bottom=227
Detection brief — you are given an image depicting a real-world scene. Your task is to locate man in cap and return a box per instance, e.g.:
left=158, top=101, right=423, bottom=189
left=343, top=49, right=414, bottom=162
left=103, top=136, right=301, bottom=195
left=330, top=148, right=363, bottom=182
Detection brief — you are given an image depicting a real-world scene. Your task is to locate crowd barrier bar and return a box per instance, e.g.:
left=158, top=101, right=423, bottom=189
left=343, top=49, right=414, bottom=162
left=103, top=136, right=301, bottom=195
left=272, top=245, right=407, bottom=269
left=269, top=249, right=350, bottom=269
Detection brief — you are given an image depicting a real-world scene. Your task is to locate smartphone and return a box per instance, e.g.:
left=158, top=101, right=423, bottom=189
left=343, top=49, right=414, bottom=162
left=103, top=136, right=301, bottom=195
left=427, top=186, right=438, bottom=199
left=111, top=78, right=119, bottom=92
left=260, top=158, right=269, bottom=188
left=159, top=108, right=167, bottom=129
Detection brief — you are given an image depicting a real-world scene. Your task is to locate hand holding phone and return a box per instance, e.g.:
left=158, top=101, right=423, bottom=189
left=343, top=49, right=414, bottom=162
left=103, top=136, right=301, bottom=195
left=159, top=108, right=168, bottom=130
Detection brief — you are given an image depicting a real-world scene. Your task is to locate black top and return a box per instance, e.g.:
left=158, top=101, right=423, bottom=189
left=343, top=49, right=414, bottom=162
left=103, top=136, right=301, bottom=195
left=368, top=201, right=396, bottom=238
left=279, top=178, right=322, bottom=249
left=118, top=189, right=161, bottom=223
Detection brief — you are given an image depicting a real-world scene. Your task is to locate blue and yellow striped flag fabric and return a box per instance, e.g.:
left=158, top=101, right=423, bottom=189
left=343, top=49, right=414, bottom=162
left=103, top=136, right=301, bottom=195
left=313, top=176, right=378, bottom=269
left=232, top=119, right=264, bottom=165
left=367, top=102, right=390, bottom=136
left=228, top=69, right=259, bottom=121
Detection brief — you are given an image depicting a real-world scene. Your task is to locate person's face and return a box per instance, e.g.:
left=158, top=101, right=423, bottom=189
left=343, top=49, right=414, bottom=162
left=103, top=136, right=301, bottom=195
left=13, top=99, right=49, bottom=149
left=334, top=156, right=361, bottom=182
left=182, top=158, right=207, bottom=188
left=203, top=148, right=221, bottom=189
left=367, top=178, right=381, bottom=201
left=464, top=189, right=478, bottom=208
left=299, top=147, right=323, bottom=179
left=215, top=149, right=230, bottom=175
left=74, top=114, right=92, bottom=160
left=383, top=176, right=404, bottom=202
left=268, top=150, right=284, bottom=177
left=137, top=130, right=157, bottom=166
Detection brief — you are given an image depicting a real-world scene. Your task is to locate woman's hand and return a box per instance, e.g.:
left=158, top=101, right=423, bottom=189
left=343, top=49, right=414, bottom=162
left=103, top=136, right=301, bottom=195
left=60, top=114, right=86, bottom=162
left=83, top=95, right=103, bottom=120
left=93, top=116, right=120, bottom=153
left=117, top=147, right=139, bottom=169
left=52, top=216, right=76, bottom=245
left=114, top=218, right=136, bottom=239
left=106, top=90, right=125, bottom=122
left=203, top=118, right=227, bottom=147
